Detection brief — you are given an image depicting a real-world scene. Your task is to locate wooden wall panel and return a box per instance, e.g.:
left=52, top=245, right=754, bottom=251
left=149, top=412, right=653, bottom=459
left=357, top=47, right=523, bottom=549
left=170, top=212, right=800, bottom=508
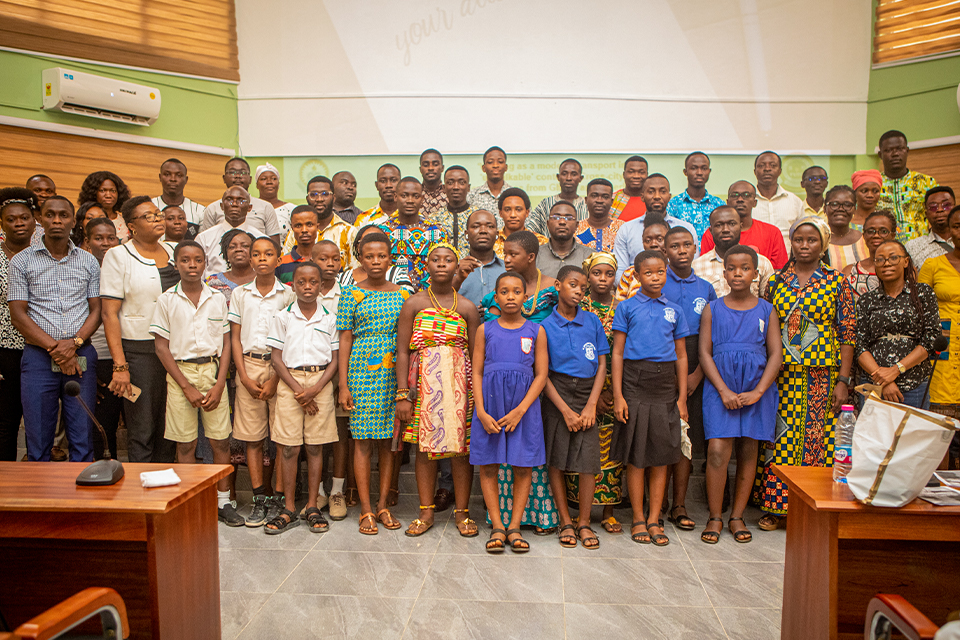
left=907, top=143, right=960, bottom=190
left=874, top=0, right=960, bottom=65
left=0, top=125, right=231, bottom=207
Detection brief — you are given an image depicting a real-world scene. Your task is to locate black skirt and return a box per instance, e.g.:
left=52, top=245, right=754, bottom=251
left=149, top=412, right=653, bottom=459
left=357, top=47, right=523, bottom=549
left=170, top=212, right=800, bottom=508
left=542, top=372, right=601, bottom=474
left=613, top=359, right=682, bottom=468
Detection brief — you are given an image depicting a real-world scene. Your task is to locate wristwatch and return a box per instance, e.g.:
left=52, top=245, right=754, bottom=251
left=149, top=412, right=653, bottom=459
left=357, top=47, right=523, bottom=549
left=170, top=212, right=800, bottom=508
left=837, top=375, right=851, bottom=386
left=72, top=336, right=84, bottom=349
left=895, top=361, right=906, bottom=374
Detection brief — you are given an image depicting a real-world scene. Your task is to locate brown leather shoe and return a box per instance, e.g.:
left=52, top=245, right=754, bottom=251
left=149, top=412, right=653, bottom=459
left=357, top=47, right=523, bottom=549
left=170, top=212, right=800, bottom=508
left=50, top=446, right=68, bottom=462
left=433, top=488, right=453, bottom=513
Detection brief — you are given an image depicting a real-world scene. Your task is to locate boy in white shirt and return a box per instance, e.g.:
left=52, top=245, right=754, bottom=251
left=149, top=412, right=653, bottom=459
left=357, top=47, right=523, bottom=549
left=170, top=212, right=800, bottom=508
left=265, top=262, right=340, bottom=534
left=228, top=236, right=296, bottom=527
left=150, top=240, right=238, bottom=525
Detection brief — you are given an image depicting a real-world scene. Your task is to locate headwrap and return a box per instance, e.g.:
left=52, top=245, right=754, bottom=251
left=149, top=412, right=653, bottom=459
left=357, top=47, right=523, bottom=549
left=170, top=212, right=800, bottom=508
left=851, top=169, right=883, bottom=191
left=428, top=241, right=461, bottom=261
left=789, top=215, right=831, bottom=254
left=582, top=251, right=618, bottom=273
left=0, top=198, right=35, bottom=211
left=255, top=162, right=280, bottom=182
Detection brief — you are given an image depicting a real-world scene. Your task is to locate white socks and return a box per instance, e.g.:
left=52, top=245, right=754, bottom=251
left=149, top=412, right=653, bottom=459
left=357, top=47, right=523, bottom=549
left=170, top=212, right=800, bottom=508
left=331, top=477, right=345, bottom=496
left=217, top=490, right=230, bottom=509
left=318, top=484, right=328, bottom=498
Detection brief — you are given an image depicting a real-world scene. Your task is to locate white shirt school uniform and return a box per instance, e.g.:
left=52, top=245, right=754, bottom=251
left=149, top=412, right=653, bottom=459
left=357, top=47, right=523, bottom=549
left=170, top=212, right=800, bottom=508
left=195, top=220, right=265, bottom=277
left=754, top=185, right=804, bottom=245
left=227, top=278, right=297, bottom=355
left=149, top=282, right=229, bottom=359
left=201, top=197, right=281, bottom=238
left=318, top=281, right=341, bottom=316
left=100, top=241, right=177, bottom=341
left=266, top=303, right=339, bottom=369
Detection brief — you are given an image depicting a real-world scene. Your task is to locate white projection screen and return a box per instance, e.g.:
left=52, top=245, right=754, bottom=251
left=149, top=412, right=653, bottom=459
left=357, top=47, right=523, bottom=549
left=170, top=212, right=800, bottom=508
left=235, top=0, right=872, bottom=157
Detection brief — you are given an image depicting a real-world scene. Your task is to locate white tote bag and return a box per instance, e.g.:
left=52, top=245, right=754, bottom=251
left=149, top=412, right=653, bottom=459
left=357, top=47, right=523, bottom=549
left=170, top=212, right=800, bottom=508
left=847, top=387, right=959, bottom=507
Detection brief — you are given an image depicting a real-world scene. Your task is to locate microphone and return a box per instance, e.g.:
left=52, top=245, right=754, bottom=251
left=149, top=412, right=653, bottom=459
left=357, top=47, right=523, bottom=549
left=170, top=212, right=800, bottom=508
left=66, top=380, right=125, bottom=486
left=919, top=335, right=950, bottom=406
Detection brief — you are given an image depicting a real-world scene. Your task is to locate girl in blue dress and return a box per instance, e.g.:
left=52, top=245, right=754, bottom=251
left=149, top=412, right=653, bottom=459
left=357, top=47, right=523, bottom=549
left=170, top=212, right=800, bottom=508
left=470, top=270, right=549, bottom=553
left=699, top=245, right=782, bottom=545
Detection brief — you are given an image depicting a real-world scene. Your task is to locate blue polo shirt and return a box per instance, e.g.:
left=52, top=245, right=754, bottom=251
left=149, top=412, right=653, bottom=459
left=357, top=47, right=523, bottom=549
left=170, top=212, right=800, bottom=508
left=612, top=292, right=691, bottom=362
left=661, top=267, right=717, bottom=336
left=541, top=307, right=609, bottom=378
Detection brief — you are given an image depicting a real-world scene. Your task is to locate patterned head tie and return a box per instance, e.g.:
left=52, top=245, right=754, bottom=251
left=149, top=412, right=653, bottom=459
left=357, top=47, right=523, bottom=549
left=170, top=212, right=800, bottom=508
left=789, top=215, right=831, bottom=254
left=582, top=251, right=618, bottom=273
left=0, top=198, right=36, bottom=211
left=428, top=242, right=461, bottom=261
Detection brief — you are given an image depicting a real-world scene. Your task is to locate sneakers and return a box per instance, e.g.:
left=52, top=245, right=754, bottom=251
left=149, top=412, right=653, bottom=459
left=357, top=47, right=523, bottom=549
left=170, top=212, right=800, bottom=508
left=266, top=495, right=284, bottom=521
left=246, top=494, right=269, bottom=528
left=218, top=501, right=245, bottom=527
left=328, top=492, right=347, bottom=520
left=317, top=493, right=329, bottom=511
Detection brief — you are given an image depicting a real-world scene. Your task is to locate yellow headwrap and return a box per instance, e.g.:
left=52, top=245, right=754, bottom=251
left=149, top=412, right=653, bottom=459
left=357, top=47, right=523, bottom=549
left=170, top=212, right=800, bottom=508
left=582, top=251, right=618, bottom=273
left=789, top=215, right=831, bottom=254
left=428, top=241, right=461, bottom=261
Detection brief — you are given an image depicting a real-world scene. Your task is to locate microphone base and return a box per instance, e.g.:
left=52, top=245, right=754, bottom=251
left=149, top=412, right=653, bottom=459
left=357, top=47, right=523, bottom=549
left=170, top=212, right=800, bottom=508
left=76, top=459, right=125, bottom=486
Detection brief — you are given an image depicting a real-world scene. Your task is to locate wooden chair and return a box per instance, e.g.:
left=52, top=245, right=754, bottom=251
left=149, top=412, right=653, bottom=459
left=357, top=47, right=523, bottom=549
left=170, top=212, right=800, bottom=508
left=865, top=594, right=941, bottom=640
left=1, top=588, right=128, bottom=640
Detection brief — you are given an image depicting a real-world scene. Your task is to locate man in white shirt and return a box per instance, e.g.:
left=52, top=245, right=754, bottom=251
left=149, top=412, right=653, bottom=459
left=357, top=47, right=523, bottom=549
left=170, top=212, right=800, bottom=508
left=200, top=158, right=281, bottom=241
left=151, top=158, right=205, bottom=240
left=905, top=186, right=956, bottom=270
left=196, top=186, right=265, bottom=276
left=753, top=151, right=804, bottom=244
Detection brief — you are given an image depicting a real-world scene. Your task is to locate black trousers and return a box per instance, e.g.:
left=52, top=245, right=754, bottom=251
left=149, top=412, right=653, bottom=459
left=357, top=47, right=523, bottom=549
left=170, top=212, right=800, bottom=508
left=0, top=347, right=23, bottom=461
left=92, top=358, right=124, bottom=460
left=122, top=339, right=175, bottom=463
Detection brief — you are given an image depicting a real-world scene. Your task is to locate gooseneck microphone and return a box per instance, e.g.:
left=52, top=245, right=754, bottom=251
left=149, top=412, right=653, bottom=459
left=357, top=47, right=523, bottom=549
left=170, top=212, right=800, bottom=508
left=66, top=380, right=125, bottom=486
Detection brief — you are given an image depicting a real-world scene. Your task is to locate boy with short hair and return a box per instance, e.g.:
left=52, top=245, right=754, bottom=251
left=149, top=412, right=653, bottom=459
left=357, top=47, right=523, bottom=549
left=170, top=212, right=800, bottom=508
left=265, top=262, right=340, bottom=534
left=228, top=236, right=296, bottom=527
left=150, top=240, right=239, bottom=525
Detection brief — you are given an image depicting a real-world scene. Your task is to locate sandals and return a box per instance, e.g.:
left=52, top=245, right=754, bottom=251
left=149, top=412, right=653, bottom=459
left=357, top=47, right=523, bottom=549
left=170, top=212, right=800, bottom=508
left=453, top=509, right=479, bottom=538
left=729, top=516, right=752, bottom=543
left=303, top=506, right=329, bottom=533
left=668, top=505, right=696, bottom=531
left=630, top=521, right=650, bottom=544
left=486, top=528, right=506, bottom=554
left=601, top=516, right=623, bottom=535
left=577, top=525, right=600, bottom=550
left=345, top=487, right=359, bottom=507
left=646, top=521, right=669, bottom=547
left=700, top=517, right=723, bottom=544
left=533, top=526, right=556, bottom=536
left=405, top=504, right=434, bottom=537
left=359, top=512, right=378, bottom=535
left=757, top=514, right=784, bottom=531
left=557, top=523, right=578, bottom=548
left=506, top=528, right=530, bottom=553
left=377, top=508, right=401, bottom=530
left=265, top=508, right=300, bottom=535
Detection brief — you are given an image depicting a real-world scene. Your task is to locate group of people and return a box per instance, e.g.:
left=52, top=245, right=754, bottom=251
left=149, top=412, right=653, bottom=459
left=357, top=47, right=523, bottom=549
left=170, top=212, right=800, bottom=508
left=0, top=126, right=957, bottom=550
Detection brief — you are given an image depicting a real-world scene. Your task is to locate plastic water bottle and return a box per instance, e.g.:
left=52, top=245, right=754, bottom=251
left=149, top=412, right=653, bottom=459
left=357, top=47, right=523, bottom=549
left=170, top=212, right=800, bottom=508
left=833, top=405, right=856, bottom=483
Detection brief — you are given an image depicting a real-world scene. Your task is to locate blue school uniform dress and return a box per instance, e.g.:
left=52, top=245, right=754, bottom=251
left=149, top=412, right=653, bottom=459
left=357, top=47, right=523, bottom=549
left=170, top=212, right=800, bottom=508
left=702, top=298, right=778, bottom=440
left=611, top=292, right=691, bottom=468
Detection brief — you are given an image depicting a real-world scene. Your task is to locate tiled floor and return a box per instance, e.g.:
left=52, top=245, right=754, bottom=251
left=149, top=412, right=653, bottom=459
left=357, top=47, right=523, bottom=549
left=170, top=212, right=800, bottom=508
left=218, top=475, right=785, bottom=640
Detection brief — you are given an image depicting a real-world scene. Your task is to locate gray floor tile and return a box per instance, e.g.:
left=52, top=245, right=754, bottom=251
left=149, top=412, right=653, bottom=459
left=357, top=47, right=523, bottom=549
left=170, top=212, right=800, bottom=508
left=218, top=521, right=323, bottom=551
left=314, top=509, right=444, bottom=554
left=693, top=561, right=784, bottom=609
left=564, top=603, right=727, bottom=640
left=219, top=548, right=308, bottom=593
left=219, top=591, right=270, bottom=640
left=419, top=553, right=564, bottom=603
left=436, top=520, right=563, bottom=557
left=561, top=557, right=712, bottom=606
left=402, top=599, right=565, bottom=639
left=236, top=593, right=414, bottom=640
left=715, top=607, right=782, bottom=640
left=558, top=524, right=691, bottom=560
left=277, top=549, right=432, bottom=597
left=676, top=521, right=786, bottom=564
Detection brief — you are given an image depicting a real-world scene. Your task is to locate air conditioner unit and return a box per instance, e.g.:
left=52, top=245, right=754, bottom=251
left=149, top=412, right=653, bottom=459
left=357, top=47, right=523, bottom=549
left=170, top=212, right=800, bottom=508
left=41, top=67, right=161, bottom=126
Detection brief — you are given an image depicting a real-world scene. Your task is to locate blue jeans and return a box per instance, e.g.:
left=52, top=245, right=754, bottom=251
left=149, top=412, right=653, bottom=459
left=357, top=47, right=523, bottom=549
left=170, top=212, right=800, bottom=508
left=858, top=376, right=931, bottom=411
left=21, top=343, right=97, bottom=462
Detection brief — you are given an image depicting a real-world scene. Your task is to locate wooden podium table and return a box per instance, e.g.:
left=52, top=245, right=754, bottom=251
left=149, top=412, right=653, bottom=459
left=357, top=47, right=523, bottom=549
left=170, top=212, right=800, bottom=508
left=774, top=465, right=960, bottom=640
left=0, top=462, right=232, bottom=640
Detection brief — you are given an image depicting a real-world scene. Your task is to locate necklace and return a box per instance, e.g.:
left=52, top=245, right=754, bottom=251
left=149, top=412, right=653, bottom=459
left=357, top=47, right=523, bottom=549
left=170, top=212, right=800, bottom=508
left=428, top=286, right=457, bottom=315
left=1, top=241, right=13, bottom=260
left=521, top=271, right=542, bottom=317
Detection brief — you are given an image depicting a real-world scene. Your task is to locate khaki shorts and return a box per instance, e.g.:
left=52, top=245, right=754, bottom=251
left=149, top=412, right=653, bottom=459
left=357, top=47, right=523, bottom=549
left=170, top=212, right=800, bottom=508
left=273, top=370, right=338, bottom=447
left=233, top=355, right=277, bottom=442
left=165, top=361, right=231, bottom=443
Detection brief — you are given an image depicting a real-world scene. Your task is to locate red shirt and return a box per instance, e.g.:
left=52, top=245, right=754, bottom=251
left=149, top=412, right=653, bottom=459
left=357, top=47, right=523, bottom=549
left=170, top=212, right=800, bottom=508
left=700, top=218, right=788, bottom=269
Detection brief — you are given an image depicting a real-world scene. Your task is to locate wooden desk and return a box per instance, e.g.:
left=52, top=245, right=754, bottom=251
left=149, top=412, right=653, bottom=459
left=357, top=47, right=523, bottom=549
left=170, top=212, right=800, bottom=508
left=0, top=462, right=231, bottom=640
left=774, top=465, right=960, bottom=640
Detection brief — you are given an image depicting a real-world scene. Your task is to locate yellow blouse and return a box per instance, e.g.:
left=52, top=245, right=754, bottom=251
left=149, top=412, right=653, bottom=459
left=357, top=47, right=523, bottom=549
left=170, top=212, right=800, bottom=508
left=918, top=255, right=960, bottom=404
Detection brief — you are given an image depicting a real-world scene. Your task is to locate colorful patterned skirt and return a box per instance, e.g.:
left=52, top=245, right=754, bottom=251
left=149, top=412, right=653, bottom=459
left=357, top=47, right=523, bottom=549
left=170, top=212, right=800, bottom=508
left=564, top=412, right=623, bottom=505
left=753, top=364, right=837, bottom=515
left=491, top=464, right=559, bottom=530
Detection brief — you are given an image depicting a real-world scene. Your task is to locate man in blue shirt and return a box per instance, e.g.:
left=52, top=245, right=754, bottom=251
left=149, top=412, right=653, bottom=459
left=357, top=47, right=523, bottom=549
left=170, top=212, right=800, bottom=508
left=455, top=209, right=505, bottom=313
left=8, top=196, right=101, bottom=462
left=665, top=152, right=725, bottom=239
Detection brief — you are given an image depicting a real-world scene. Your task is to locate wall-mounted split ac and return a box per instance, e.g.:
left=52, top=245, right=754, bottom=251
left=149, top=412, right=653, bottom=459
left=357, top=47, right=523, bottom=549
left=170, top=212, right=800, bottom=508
left=41, top=67, right=161, bottom=126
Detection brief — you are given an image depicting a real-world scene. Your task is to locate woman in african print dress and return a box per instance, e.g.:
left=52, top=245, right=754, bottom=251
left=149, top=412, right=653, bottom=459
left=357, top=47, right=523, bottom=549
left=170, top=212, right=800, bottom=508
left=754, top=216, right=856, bottom=531
left=565, top=252, right=626, bottom=534
left=396, top=244, right=481, bottom=538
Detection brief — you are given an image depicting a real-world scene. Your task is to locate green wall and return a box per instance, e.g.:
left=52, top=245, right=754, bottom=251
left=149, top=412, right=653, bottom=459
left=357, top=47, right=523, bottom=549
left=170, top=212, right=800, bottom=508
left=0, top=49, right=239, bottom=151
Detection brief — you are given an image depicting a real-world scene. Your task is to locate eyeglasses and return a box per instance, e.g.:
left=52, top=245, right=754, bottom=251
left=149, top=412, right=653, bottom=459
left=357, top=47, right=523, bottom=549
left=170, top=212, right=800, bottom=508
left=223, top=197, right=249, bottom=206
left=927, top=202, right=953, bottom=213
left=225, top=170, right=250, bottom=177
left=826, top=202, right=855, bottom=211
left=308, top=191, right=333, bottom=199
left=804, top=176, right=829, bottom=183
left=132, top=212, right=164, bottom=223
left=863, top=227, right=893, bottom=237
left=874, top=254, right=907, bottom=266
left=728, top=192, right=754, bottom=200
left=548, top=214, right=576, bottom=222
